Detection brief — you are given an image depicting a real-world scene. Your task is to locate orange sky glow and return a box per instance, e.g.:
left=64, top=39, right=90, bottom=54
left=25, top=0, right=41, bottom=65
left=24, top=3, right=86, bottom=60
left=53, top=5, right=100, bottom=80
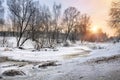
left=42, top=0, right=118, bottom=37
left=2, top=0, right=118, bottom=37
left=63, top=0, right=116, bottom=37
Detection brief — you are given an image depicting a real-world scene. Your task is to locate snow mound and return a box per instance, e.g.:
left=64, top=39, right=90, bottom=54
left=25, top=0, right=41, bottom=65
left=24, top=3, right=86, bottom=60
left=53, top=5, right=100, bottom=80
left=2, top=69, right=25, bottom=76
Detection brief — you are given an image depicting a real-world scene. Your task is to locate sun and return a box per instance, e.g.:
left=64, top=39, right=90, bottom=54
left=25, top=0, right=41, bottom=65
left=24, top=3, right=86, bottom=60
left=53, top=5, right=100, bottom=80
left=90, top=26, right=99, bottom=33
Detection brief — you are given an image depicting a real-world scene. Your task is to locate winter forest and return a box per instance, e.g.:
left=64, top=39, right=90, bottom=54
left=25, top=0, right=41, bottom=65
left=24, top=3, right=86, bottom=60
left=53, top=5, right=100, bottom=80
left=0, top=0, right=120, bottom=80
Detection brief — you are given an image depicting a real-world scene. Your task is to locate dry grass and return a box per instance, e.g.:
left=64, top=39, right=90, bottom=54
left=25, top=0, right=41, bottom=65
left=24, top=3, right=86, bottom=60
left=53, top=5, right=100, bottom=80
left=85, top=54, right=120, bottom=64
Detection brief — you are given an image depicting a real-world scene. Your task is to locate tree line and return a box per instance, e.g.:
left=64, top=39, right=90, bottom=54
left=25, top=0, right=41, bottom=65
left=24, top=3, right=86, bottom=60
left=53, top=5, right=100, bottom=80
left=6, top=0, right=90, bottom=49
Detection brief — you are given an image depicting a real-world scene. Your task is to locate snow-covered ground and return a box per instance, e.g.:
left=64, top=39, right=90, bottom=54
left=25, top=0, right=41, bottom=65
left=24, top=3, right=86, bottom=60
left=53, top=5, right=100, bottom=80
left=0, top=41, right=120, bottom=80
left=0, top=41, right=120, bottom=62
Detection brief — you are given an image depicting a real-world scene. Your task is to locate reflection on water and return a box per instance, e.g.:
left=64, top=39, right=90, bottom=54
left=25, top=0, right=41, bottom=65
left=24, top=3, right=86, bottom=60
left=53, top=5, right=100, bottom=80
left=63, top=51, right=91, bottom=59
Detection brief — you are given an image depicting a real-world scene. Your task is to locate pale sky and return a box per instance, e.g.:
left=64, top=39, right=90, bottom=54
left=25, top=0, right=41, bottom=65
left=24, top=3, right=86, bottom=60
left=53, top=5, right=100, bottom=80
left=40, top=0, right=115, bottom=36
left=2, top=0, right=116, bottom=36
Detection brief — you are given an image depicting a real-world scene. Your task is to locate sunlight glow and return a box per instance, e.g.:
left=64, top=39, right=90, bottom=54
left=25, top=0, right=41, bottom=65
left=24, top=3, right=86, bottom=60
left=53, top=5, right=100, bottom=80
left=90, top=26, right=99, bottom=33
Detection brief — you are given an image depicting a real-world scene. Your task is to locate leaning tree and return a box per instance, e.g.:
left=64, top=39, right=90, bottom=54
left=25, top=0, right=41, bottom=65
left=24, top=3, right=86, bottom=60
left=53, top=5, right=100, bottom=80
left=8, top=0, right=36, bottom=47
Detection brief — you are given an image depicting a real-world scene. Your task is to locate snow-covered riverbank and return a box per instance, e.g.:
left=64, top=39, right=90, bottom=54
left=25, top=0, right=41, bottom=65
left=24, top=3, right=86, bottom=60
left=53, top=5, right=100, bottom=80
left=0, top=42, right=120, bottom=80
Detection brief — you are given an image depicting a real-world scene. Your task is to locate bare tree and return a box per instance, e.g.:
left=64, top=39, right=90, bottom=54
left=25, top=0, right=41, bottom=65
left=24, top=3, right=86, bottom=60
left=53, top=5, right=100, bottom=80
left=30, top=5, right=52, bottom=49
left=0, top=0, right=6, bottom=47
left=79, top=14, right=91, bottom=41
left=40, top=5, right=52, bottom=48
left=8, top=0, right=36, bottom=47
left=52, top=2, right=61, bottom=43
left=0, top=0, right=4, bottom=29
left=63, top=7, right=80, bottom=42
left=109, top=1, right=120, bottom=36
left=28, top=2, right=41, bottom=41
